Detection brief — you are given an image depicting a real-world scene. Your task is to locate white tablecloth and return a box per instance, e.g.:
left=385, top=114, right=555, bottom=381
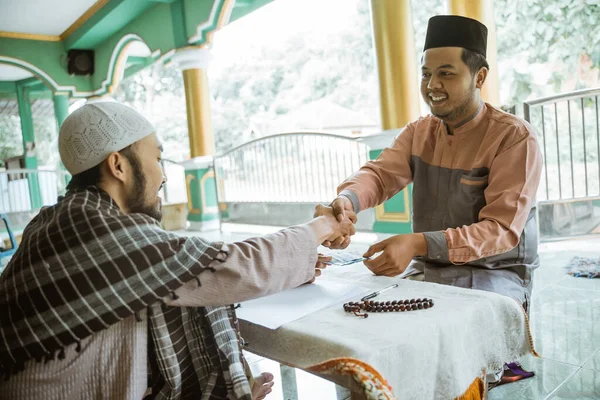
left=239, top=262, right=534, bottom=399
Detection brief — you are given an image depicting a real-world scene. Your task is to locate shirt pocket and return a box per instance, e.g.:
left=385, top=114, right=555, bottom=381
left=452, top=174, right=488, bottom=225
left=459, top=175, right=488, bottom=187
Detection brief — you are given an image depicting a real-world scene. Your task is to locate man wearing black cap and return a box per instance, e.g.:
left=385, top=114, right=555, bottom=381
left=317, top=15, right=543, bottom=310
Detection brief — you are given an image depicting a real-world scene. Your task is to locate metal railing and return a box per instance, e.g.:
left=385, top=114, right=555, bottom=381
left=214, top=132, right=369, bottom=203
left=524, top=87, right=600, bottom=203
left=0, top=162, right=187, bottom=216
left=0, top=169, right=70, bottom=214
left=524, top=87, right=600, bottom=238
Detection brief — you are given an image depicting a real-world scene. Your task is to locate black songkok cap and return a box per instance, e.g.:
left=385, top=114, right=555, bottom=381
left=423, top=15, right=488, bottom=58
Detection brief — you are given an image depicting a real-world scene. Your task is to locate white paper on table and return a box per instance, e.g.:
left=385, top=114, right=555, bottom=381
left=236, top=280, right=368, bottom=329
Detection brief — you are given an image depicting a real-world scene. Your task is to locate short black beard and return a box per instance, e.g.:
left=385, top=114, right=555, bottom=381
left=124, top=153, right=162, bottom=221
left=431, top=81, right=476, bottom=122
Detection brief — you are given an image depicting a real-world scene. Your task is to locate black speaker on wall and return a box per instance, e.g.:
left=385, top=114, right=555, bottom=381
left=67, top=49, right=94, bottom=76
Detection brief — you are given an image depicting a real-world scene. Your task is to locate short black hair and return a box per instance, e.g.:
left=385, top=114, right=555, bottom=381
left=461, top=48, right=490, bottom=76
left=66, top=145, right=137, bottom=191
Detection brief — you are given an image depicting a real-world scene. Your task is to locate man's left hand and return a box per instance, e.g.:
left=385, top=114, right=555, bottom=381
left=362, top=234, right=427, bottom=277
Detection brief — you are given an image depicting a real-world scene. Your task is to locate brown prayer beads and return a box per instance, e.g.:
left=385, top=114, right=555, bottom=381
left=343, top=298, right=434, bottom=318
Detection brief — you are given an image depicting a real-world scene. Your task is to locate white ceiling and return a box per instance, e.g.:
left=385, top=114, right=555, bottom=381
left=0, top=0, right=97, bottom=36
left=0, top=64, right=33, bottom=81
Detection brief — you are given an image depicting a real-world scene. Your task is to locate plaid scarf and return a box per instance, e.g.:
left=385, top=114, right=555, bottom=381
left=0, top=187, right=252, bottom=399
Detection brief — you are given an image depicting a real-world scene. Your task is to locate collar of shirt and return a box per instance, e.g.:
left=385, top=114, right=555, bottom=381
left=443, top=101, right=486, bottom=135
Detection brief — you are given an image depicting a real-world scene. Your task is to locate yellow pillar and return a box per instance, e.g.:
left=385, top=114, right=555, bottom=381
left=173, top=47, right=215, bottom=157
left=369, top=1, right=419, bottom=234
left=183, top=68, right=215, bottom=157
left=172, top=47, right=220, bottom=231
left=370, top=0, right=421, bottom=130
left=449, top=0, right=501, bottom=106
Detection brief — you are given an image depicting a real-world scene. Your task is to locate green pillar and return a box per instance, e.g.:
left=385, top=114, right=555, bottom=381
left=53, top=93, right=71, bottom=187
left=182, top=156, right=220, bottom=231
left=52, top=93, right=70, bottom=130
left=359, top=130, right=413, bottom=234
left=16, top=82, right=42, bottom=209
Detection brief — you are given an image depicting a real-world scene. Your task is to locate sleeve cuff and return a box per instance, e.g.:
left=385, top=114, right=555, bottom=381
left=338, top=190, right=360, bottom=214
left=294, top=224, right=319, bottom=281
left=423, top=231, right=449, bottom=261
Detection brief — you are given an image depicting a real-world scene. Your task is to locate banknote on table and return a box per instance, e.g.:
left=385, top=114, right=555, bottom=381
left=323, top=250, right=369, bottom=266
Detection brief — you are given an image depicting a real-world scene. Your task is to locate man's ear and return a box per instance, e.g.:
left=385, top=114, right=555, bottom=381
left=475, top=67, right=488, bottom=89
left=104, top=152, right=128, bottom=183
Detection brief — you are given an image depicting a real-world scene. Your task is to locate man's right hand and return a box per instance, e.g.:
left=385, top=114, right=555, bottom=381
left=313, top=197, right=357, bottom=249
left=313, top=204, right=356, bottom=240
left=330, top=196, right=355, bottom=223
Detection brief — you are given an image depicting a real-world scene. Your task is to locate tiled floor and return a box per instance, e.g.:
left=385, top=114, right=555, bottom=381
left=186, top=225, right=600, bottom=399
left=488, top=238, right=600, bottom=400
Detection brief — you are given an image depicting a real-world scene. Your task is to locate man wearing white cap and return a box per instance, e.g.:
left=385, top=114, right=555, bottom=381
left=0, top=102, right=355, bottom=400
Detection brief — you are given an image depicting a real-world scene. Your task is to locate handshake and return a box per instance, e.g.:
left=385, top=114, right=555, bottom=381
left=310, top=196, right=427, bottom=278
left=312, top=196, right=356, bottom=249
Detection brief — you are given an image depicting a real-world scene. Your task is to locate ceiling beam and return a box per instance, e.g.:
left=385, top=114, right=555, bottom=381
left=16, top=77, right=40, bottom=88
left=64, top=0, right=155, bottom=50
left=16, top=78, right=50, bottom=93
left=123, top=55, right=157, bottom=79
left=0, top=81, right=16, bottom=94
left=60, top=0, right=112, bottom=40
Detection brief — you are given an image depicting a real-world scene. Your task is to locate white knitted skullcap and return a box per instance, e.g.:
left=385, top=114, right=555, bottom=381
left=59, top=102, right=155, bottom=175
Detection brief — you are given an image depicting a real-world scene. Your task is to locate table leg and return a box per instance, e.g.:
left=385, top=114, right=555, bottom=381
left=335, top=384, right=351, bottom=400
left=280, top=364, right=299, bottom=399
left=483, top=370, right=488, bottom=400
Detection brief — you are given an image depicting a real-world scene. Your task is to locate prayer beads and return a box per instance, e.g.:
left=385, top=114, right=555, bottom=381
left=343, top=298, right=434, bottom=318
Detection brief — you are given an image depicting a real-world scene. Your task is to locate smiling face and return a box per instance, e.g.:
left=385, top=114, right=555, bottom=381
left=123, top=133, right=166, bottom=221
left=420, top=47, right=483, bottom=126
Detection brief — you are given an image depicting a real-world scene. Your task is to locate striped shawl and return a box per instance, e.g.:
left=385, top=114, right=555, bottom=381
left=0, top=187, right=252, bottom=399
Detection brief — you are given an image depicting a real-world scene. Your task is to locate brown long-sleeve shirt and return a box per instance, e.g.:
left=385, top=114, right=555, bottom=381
left=339, top=103, right=543, bottom=303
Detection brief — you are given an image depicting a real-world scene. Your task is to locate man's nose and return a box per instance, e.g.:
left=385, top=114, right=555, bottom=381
left=160, top=162, right=168, bottom=183
left=427, top=75, right=442, bottom=90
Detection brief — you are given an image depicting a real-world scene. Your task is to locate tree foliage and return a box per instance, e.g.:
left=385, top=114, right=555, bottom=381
left=495, top=0, right=600, bottom=105
left=0, top=114, right=57, bottom=168
left=0, top=116, right=22, bottom=166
